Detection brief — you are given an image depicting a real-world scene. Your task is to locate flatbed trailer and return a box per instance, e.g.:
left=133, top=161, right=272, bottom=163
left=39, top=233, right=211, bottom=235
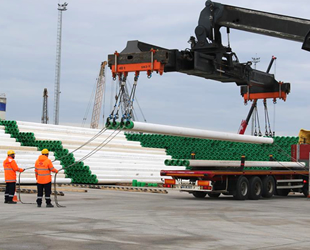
left=160, top=169, right=309, bottom=200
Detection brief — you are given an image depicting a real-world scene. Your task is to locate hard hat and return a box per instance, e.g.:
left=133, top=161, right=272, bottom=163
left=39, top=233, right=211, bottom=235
left=41, top=149, right=49, bottom=154
left=7, top=150, right=15, bottom=156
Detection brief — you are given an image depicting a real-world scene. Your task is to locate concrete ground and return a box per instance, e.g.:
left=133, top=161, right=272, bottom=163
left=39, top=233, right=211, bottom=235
left=1, top=188, right=310, bottom=250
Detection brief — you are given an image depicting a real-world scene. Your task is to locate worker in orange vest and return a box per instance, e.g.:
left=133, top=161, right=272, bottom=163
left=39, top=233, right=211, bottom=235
left=35, top=149, right=58, bottom=207
left=3, top=150, right=24, bottom=204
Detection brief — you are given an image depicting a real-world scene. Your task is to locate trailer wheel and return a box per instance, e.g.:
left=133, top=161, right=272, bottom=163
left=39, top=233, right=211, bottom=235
left=249, top=176, right=262, bottom=200
left=302, top=184, right=308, bottom=197
left=262, top=176, right=275, bottom=198
left=208, top=193, right=221, bottom=198
left=192, top=191, right=207, bottom=198
left=233, top=176, right=249, bottom=200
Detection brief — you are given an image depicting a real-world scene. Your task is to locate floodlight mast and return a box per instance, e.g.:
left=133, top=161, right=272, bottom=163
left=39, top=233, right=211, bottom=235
left=53, top=2, right=68, bottom=125
left=42, top=88, right=49, bottom=124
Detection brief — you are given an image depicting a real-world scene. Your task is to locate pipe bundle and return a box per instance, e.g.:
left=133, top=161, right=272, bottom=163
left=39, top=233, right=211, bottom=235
left=126, top=133, right=298, bottom=162
left=0, top=120, right=99, bottom=184
left=116, top=121, right=274, bottom=144
left=2, top=120, right=175, bottom=184
left=1, top=119, right=302, bottom=185
left=164, top=159, right=305, bottom=169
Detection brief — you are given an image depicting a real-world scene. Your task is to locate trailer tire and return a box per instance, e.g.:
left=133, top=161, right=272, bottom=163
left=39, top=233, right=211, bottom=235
left=208, top=193, right=221, bottom=198
left=192, top=191, right=207, bottom=198
left=262, top=176, right=275, bottom=198
left=302, top=184, right=308, bottom=197
left=233, top=176, right=249, bottom=200
left=248, top=176, right=262, bottom=200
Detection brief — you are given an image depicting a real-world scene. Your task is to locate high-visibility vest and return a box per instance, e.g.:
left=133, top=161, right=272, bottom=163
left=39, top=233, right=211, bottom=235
left=3, top=157, right=24, bottom=183
left=35, top=155, right=58, bottom=184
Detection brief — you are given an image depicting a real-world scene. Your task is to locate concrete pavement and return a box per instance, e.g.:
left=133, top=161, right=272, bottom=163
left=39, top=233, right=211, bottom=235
left=1, top=188, right=310, bottom=250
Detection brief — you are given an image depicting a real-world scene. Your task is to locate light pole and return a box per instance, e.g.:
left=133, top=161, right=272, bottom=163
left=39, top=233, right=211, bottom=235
left=53, top=2, right=68, bottom=125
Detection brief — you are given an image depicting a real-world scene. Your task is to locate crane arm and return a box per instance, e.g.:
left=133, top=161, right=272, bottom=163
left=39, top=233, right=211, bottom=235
left=195, top=1, right=310, bottom=51
left=108, top=1, right=310, bottom=102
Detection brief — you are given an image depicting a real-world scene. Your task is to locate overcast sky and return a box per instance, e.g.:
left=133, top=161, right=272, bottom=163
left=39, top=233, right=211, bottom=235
left=1, top=0, right=310, bottom=136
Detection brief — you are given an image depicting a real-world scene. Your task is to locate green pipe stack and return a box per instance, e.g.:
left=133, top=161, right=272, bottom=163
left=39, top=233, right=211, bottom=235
left=0, top=120, right=98, bottom=184
left=132, top=179, right=158, bottom=187
left=125, top=132, right=299, bottom=170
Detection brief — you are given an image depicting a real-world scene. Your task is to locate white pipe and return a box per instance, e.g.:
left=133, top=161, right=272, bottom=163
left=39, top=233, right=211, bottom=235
left=0, top=155, right=56, bottom=160
left=0, top=178, right=71, bottom=184
left=89, top=166, right=179, bottom=171
left=0, top=145, right=38, bottom=151
left=82, top=160, right=166, bottom=167
left=31, top=133, right=138, bottom=145
left=93, top=172, right=162, bottom=177
left=66, top=146, right=165, bottom=155
left=66, top=150, right=167, bottom=159
left=0, top=142, right=21, bottom=147
left=96, top=179, right=167, bottom=184
left=95, top=175, right=164, bottom=180
left=0, top=151, right=56, bottom=156
left=125, top=121, right=274, bottom=144
left=186, top=160, right=305, bottom=168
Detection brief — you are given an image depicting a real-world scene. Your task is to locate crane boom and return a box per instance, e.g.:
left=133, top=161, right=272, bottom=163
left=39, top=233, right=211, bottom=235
left=108, top=1, right=310, bottom=104
left=90, top=61, right=107, bottom=129
left=195, top=1, right=310, bottom=51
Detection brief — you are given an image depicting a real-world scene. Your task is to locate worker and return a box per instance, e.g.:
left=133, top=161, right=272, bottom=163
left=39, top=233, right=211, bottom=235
left=3, top=150, right=24, bottom=204
left=35, top=149, right=58, bottom=208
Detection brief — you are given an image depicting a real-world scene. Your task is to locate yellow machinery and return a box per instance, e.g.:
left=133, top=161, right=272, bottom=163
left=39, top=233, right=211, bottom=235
left=299, top=129, right=310, bottom=144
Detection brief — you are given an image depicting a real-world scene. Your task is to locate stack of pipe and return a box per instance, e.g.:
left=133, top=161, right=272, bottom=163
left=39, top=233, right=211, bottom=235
left=13, top=121, right=177, bottom=184
left=125, top=131, right=298, bottom=163
left=0, top=124, right=67, bottom=184
left=1, top=119, right=301, bottom=185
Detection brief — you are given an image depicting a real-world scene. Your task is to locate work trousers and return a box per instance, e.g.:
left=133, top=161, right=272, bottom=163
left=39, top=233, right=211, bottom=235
left=37, top=182, right=52, bottom=205
left=5, top=182, right=16, bottom=202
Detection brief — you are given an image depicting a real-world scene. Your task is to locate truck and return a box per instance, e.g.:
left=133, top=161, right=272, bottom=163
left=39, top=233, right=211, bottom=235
left=161, top=139, right=310, bottom=200
left=106, top=1, right=310, bottom=199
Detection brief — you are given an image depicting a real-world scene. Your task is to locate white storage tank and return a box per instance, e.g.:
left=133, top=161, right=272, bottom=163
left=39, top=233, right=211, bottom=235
left=0, top=94, right=6, bottom=120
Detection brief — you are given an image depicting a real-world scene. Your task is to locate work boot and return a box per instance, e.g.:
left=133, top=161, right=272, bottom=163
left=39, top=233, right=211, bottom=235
left=7, top=201, right=17, bottom=204
left=37, top=204, right=41, bottom=207
left=46, top=204, right=54, bottom=208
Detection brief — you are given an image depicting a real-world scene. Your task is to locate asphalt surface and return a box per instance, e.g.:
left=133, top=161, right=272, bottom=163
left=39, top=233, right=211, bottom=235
left=1, top=188, right=310, bottom=250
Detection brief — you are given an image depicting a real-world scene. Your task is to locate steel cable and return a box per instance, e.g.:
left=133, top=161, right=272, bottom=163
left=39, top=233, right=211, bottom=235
left=53, top=128, right=123, bottom=207
left=17, top=167, right=36, bottom=204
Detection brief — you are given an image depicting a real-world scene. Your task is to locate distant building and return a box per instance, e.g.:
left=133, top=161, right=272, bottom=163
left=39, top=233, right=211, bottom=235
left=0, top=93, right=6, bottom=120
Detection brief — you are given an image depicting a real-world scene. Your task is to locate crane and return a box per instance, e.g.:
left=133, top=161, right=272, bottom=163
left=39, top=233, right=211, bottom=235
left=90, top=61, right=107, bottom=129
left=107, top=1, right=310, bottom=131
